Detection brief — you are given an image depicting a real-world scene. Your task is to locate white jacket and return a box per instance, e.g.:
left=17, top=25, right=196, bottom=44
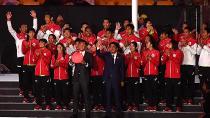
left=199, top=45, right=210, bottom=67
left=7, top=18, right=37, bottom=58
left=181, top=43, right=201, bottom=66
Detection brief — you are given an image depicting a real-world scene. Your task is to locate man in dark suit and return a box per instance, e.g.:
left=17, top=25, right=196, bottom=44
left=97, top=42, right=124, bottom=118
left=70, top=39, right=93, bottom=118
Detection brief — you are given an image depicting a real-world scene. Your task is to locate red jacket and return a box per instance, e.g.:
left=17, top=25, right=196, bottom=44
left=125, top=52, right=141, bottom=78
left=97, top=29, right=106, bottom=38
left=17, top=33, right=27, bottom=39
left=59, top=37, right=74, bottom=47
left=91, top=53, right=104, bottom=77
left=120, top=34, right=140, bottom=46
left=22, top=38, right=39, bottom=65
left=101, top=37, right=119, bottom=47
left=47, top=43, right=57, bottom=55
left=161, top=49, right=183, bottom=79
left=139, top=27, right=158, bottom=42
left=45, top=23, right=61, bottom=34
left=158, top=38, right=172, bottom=53
left=34, top=48, right=52, bottom=76
left=82, top=34, right=96, bottom=45
left=142, top=49, right=160, bottom=76
left=51, top=54, right=69, bottom=80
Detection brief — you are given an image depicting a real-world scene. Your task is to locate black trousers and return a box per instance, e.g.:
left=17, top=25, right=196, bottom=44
left=90, top=76, right=104, bottom=106
left=105, top=78, right=122, bottom=115
left=72, top=77, right=90, bottom=117
left=54, top=80, right=70, bottom=106
left=158, top=65, right=166, bottom=101
left=181, top=65, right=195, bottom=100
left=49, top=68, right=55, bottom=98
left=199, top=67, right=210, bottom=96
left=22, top=65, right=35, bottom=98
left=144, top=76, right=158, bottom=106
left=16, top=57, right=24, bottom=90
left=165, top=78, right=182, bottom=109
left=125, top=77, right=140, bottom=105
left=34, top=76, right=51, bottom=106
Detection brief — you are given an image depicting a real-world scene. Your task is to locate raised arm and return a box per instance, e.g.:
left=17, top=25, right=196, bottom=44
left=30, top=10, right=38, bottom=31
left=6, top=12, right=18, bottom=39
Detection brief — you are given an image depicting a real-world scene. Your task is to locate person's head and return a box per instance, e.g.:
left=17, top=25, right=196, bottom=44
left=74, top=38, right=81, bottom=50
left=56, top=43, right=65, bottom=53
left=183, top=27, right=191, bottom=35
left=123, top=19, right=130, bottom=28
left=146, top=35, right=156, bottom=50
left=44, top=13, right=53, bottom=24
left=109, top=42, right=119, bottom=54
left=201, top=27, right=210, bottom=38
left=129, top=42, right=138, bottom=52
left=85, top=26, right=92, bottom=37
left=182, top=22, right=188, bottom=31
left=168, top=39, right=178, bottom=50
left=63, top=28, right=71, bottom=38
left=125, top=24, right=134, bottom=35
left=79, top=39, right=87, bottom=51
left=138, top=14, right=148, bottom=24
left=105, top=28, right=113, bottom=38
left=39, top=39, right=48, bottom=48
left=160, top=31, right=169, bottom=40
left=19, top=24, right=28, bottom=33
left=80, top=22, right=89, bottom=33
left=27, top=28, right=36, bottom=39
left=103, top=18, right=111, bottom=30
left=90, top=41, right=97, bottom=53
left=144, top=18, right=153, bottom=28
left=48, top=34, right=56, bottom=44
left=56, top=15, right=64, bottom=23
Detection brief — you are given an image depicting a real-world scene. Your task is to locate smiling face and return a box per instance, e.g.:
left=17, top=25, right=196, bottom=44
left=103, top=19, right=111, bottom=30
left=57, top=44, right=63, bottom=53
left=129, top=43, right=136, bottom=52
left=109, top=43, right=118, bottom=54
left=19, top=24, right=28, bottom=33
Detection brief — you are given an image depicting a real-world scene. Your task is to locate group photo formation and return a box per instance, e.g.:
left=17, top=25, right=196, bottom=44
left=0, top=0, right=210, bottom=118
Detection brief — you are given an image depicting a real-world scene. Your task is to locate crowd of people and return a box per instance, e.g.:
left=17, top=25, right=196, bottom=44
left=5, top=10, right=210, bottom=118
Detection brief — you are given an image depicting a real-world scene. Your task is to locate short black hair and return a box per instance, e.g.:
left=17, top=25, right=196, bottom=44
left=63, top=28, right=71, bottom=32
left=39, top=39, right=48, bottom=44
left=27, top=28, right=36, bottom=33
left=109, top=42, right=119, bottom=49
left=126, top=24, right=134, bottom=30
left=81, top=22, right=89, bottom=27
left=49, top=34, right=56, bottom=40
left=75, top=38, right=88, bottom=45
left=148, top=35, right=157, bottom=49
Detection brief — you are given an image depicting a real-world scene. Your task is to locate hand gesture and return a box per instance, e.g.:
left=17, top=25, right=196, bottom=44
left=115, top=22, right=121, bottom=30
left=6, top=12, right=12, bottom=20
left=172, top=28, right=178, bottom=34
left=30, top=10, right=37, bottom=18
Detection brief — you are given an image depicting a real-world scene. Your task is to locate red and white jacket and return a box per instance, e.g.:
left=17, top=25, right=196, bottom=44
left=7, top=18, right=37, bottom=58
left=97, top=29, right=106, bottom=39
left=33, top=48, right=52, bottom=76
left=47, top=43, right=57, bottom=55
left=161, top=49, right=183, bottom=79
left=158, top=38, right=172, bottom=53
left=91, top=53, right=104, bottom=77
left=142, top=49, right=160, bottom=76
left=22, top=38, right=39, bottom=65
left=59, top=37, right=74, bottom=47
left=51, top=54, right=69, bottom=80
left=125, top=52, right=141, bottom=78
left=139, top=27, right=158, bottom=42
left=37, top=23, right=61, bottom=41
left=83, top=34, right=97, bottom=45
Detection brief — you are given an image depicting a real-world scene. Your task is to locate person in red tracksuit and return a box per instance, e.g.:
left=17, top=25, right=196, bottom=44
left=142, top=36, right=160, bottom=112
left=161, top=40, right=184, bottom=112
left=51, top=43, right=70, bottom=110
left=22, top=28, right=39, bottom=103
left=125, top=42, right=141, bottom=111
left=90, top=42, right=105, bottom=111
left=33, top=39, right=52, bottom=110
left=138, top=19, right=158, bottom=42
left=82, top=26, right=96, bottom=45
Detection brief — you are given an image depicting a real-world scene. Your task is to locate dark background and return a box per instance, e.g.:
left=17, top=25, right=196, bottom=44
left=0, top=6, right=199, bottom=72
